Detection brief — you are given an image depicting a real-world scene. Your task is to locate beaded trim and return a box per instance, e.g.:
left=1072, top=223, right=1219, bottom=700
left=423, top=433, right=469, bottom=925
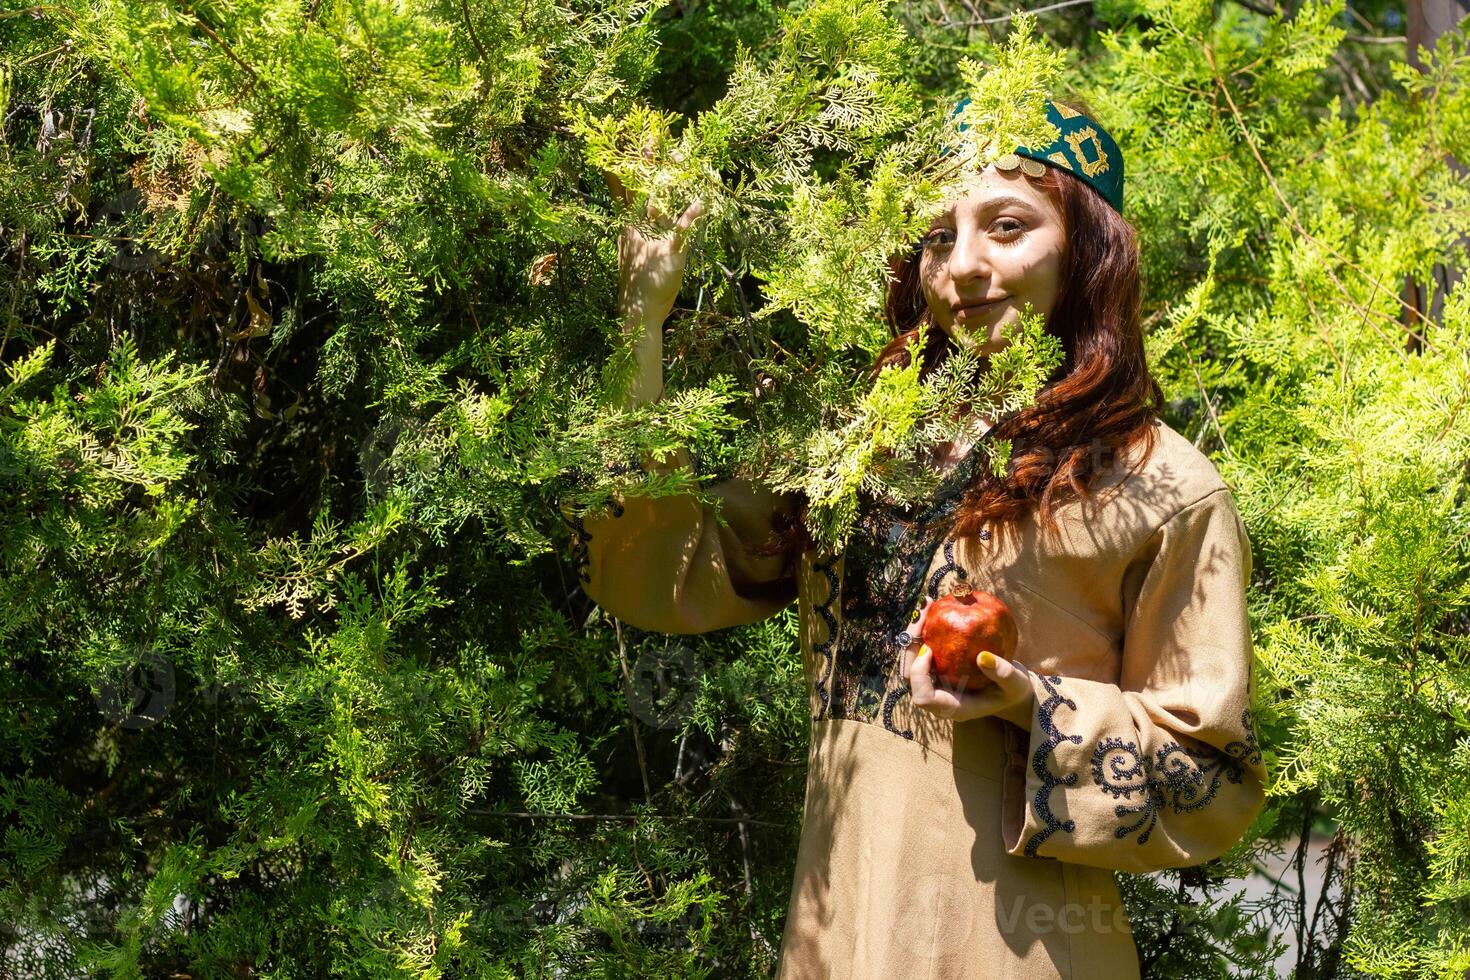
left=881, top=684, right=913, bottom=739
left=1091, top=736, right=1163, bottom=844
left=561, top=456, right=643, bottom=584
left=1022, top=674, right=1082, bottom=858
left=1229, top=707, right=1263, bottom=766
left=811, top=558, right=840, bottom=719
left=926, top=536, right=970, bottom=597
left=562, top=500, right=625, bottom=585
left=1091, top=706, right=1263, bottom=846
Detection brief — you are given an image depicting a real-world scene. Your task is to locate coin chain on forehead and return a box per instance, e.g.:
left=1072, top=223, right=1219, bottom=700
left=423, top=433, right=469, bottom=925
left=993, top=152, right=1048, bottom=179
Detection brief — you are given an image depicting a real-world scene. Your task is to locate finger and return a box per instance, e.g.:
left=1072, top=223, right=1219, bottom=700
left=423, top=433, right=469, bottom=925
left=1005, top=658, right=1034, bottom=697
left=953, top=686, right=1009, bottom=716
left=918, top=693, right=963, bottom=718
left=897, top=601, right=926, bottom=653
left=909, top=650, right=962, bottom=717
left=901, top=595, right=934, bottom=651
left=647, top=199, right=670, bottom=226
left=928, top=689, right=963, bottom=716
left=976, top=651, right=1029, bottom=698
left=674, top=197, right=706, bottom=234
left=670, top=198, right=706, bottom=251
left=975, top=649, right=1010, bottom=679
left=908, top=647, right=936, bottom=703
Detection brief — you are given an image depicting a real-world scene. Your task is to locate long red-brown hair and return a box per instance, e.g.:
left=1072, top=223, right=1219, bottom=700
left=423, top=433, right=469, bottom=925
left=764, top=100, right=1164, bottom=560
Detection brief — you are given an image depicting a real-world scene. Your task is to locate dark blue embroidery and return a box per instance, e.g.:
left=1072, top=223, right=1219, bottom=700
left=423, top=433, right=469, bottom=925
left=816, top=444, right=986, bottom=741
left=811, top=558, right=840, bottom=718
left=1167, top=742, right=1243, bottom=813
left=1229, top=707, right=1263, bottom=766
left=561, top=456, right=644, bottom=585
left=562, top=500, right=625, bottom=585
left=881, top=685, right=911, bottom=737
left=1023, top=674, right=1082, bottom=858
left=1092, top=737, right=1167, bottom=844
left=926, top=536, right=970, bottom=597
left=1091, top=707, right=1264, bottom=846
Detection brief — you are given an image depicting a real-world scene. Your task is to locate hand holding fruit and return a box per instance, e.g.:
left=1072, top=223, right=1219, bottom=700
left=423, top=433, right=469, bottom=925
left=919, top=586, right=1019, bottom=692
left=901, top=584, right=1035, bottom=728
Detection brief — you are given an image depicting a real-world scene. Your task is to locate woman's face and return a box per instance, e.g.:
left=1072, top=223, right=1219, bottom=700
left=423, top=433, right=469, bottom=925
left=918, top=165, right=1067, bottom=355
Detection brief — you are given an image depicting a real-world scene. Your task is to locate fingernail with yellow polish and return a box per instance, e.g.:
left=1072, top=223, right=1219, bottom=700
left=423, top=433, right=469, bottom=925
left=977, top=650, right=996, bottom=669
left=918, top=644, right=933, bottom=660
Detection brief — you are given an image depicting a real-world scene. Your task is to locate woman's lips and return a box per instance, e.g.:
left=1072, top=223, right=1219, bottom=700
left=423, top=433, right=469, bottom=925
left=952, top=297, right=1008, bottom=321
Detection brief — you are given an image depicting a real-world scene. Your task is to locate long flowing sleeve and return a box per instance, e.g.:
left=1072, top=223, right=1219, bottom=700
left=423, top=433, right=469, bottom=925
left=999, top=487, right=1267, bottom=872
left=561, top=448, right=800, bottom=635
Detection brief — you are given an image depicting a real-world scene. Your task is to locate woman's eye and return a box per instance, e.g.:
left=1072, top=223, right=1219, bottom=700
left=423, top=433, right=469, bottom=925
left=920, top=221, right=1025, bottom=249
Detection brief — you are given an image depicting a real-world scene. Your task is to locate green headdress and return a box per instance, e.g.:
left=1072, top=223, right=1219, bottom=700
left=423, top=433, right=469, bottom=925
left=950, top=98, right=1125, bottom=215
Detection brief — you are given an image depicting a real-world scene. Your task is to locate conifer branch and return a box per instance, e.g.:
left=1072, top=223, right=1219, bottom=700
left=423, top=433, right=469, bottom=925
left=1206, top=44, right=1439, bottom=352
left=952, top=0, right=1094, bottom=26
left=187, top=11, right=261, bottom=87
left=464, top=809, right=785, bottom=828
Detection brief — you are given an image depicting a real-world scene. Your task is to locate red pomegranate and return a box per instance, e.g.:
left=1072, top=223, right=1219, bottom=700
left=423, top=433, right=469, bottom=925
left=920, top=583, right=1019, bottom=692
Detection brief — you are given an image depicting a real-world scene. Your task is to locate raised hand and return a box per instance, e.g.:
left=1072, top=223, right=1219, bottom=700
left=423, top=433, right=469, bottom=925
left=608, top=171, right=707, bottom=328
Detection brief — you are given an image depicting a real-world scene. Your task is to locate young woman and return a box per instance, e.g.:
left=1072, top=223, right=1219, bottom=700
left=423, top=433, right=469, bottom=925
left=569, top=100, right=1266, bottom=980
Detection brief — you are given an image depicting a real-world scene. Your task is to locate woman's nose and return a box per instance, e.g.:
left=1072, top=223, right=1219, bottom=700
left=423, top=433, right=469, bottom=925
left=946, top=228, right=992, bottom=285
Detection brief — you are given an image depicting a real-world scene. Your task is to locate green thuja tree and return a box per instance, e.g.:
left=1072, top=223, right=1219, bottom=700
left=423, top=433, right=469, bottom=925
left=1083, top=2, right=1470, bottom=975
left=1, top=0, right=1467, bottom=975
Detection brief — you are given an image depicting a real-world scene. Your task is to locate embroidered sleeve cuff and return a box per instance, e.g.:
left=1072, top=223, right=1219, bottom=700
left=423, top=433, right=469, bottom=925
left=999, top=672, right=1267, bottom=873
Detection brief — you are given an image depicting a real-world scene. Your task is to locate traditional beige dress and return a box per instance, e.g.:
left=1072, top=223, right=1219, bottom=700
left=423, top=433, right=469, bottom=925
left=567, top=417, right=1266, bottom=979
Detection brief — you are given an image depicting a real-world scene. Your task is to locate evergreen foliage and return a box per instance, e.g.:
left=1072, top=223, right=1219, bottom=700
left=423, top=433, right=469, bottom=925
left=1, top=0, right=1466, bottom=974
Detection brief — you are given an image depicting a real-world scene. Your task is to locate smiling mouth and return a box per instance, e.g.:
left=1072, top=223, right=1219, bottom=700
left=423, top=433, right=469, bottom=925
left=952, top=297, right=1008, bottom=320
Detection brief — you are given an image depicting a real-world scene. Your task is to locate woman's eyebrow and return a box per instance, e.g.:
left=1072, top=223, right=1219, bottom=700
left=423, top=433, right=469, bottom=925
left=929, top=195, right=1046, bottom=226
left=927, top=195, right=1043, bottom=226
left=974, top=194, right=1042, bottom=214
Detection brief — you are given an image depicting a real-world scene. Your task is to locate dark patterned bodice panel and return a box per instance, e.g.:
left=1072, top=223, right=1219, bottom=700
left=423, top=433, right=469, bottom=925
left=810, top=446, right=987, bottom=740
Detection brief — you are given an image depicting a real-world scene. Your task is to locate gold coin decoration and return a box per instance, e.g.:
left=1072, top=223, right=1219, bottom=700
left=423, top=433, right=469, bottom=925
left=994, top=152, right=1021, bottom=171
left=1019, top=157, right=1047, bottom=178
